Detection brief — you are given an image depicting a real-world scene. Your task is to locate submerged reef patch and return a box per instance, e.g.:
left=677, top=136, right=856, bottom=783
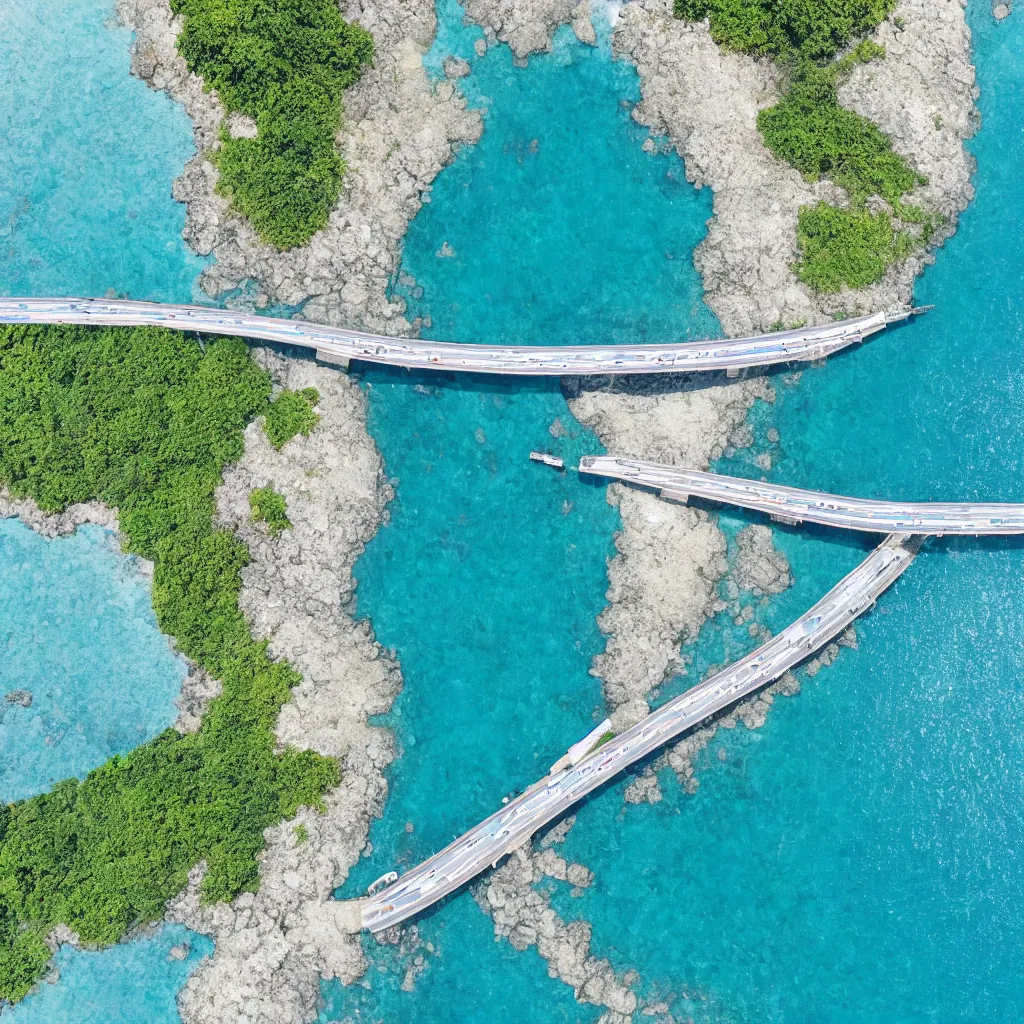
left=0, top=325, right=339, bottom=1003
left=169, top=0, right=374, bottom=248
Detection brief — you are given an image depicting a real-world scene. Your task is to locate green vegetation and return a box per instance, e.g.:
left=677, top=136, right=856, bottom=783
left=263, top=387, right=320, bottom=450
left=250, top=485, right=291, bottom=536
left=293, top=823, right=309, bottom=845
left=757, top=42, right=922, bottom=207
left=0, top=325, right=338, bottom=1003
left=675, top=0, right=929, bottom=292
left=793, top=202, right=912, bottom=291
left=674, top=0, right=894, bottom=61
left=170, top=0, right=374, bottom=249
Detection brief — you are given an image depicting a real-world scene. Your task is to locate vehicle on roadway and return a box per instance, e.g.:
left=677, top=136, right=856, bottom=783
left=0, top=297, right=918, bottom=377
left=357, top=535, right=918, bottom=932
left=578, top=456, right=1024, bottom=536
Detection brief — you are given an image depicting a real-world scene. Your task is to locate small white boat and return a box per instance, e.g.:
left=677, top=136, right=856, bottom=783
left=366, top=871, right=399, bottom=897
left=529, top=451, right=564, bottom=469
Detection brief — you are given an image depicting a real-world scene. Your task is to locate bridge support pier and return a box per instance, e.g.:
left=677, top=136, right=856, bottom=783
left=661, top=489, right=690, bottom=505
left=316, top=349, right=350, bottom=371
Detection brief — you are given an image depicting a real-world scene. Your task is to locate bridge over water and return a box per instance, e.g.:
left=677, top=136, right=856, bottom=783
left=579, top=457, right=1024, bottom=535
left=0, top=298, right=914, bottom=376
left=355, top=534, right=918, bottom=932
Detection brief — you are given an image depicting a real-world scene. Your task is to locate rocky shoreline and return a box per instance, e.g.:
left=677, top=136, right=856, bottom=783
left=165, top=349, right=400, bottom=1024
left=569, top=0, right=975, bottom=779
left=445, top=0, right=980, bottom=1001
left=475, top=823, right=641, bottom=1024
left=116, top=0, right=481, bottom=333
left=1, top=352, right=397, bottom=1024
left=469, top=0, right=977, bottom=769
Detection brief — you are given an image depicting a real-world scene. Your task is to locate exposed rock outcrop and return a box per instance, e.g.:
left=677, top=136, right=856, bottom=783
left=116, top=0, right=482, bottom=333
left=615, top=0, right=976, bottom=336
left=573, top=0, right=976, bottom=790
left=732, top=524, right=793, bottom=597
left=168, top=350, right=400, bottom=1024
left=462, top=0, right=581, bottom=56
left=568, top=375, right=774, bottom=730
left=0, top=492, right=118, bottom=539
left=477, top=842, right=640, bottom=1023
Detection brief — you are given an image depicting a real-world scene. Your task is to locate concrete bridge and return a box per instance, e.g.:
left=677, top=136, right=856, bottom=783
left=357, top=534, right=918, bottom=933
left=0, top=298, right=913, bottom=376
left=578, top=457, right=1024, bottom=535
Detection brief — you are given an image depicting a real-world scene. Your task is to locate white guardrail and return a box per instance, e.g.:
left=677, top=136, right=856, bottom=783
left=0, top=298, right=904, bottom=376
left=579, top=457, right=1024, bottom=536
left=359, top=535, right=917, bottom=932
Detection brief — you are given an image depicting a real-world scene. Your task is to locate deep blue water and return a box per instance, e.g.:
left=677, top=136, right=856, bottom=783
left=0, top=521, right=188, bottom=802
left=0, top=0, right=207, bottom=300
left=549, top=6, right=1024, bottom=1022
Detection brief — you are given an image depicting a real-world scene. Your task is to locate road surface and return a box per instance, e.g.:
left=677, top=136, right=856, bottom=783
left=359, top=535, right=917, bottom=932
left=0, top=297, right=901, bottom=376
left=579, top=457, right=1024, bottom=535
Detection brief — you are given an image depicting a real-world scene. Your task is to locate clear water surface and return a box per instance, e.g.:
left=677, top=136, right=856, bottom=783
left=0, top=0, right=207, bottom=300
left=550, top=4, right=1024, bottom=1021
left=327, top=0, right=720, bottom=1015
left=0, top=0, right=212, bottom=1015
left=4, top=924, right=213, bottom=1024
left=5, top=0, right=1024, bottom=1019
left=0, top=520, right=188, bottom=802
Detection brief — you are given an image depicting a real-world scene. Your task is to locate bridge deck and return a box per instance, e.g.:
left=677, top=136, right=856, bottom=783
left=359, top=535, right=917, bottom=932
left=578, top=457, right=1024, bottom=535
left=0, top=298, right=898, bottom=376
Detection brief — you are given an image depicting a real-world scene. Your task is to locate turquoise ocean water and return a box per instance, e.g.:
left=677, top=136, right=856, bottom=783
left=0, top=0, right=207, bottom=300
left=4, top=0, right=1024, bottom=1019
left=0, top=521, right=188, bottom=802
left=3, top=924, right=214, bottom=1024
left=325, top=4, right=721, bottom=1015
left=549, top=7, right=1024, bottom=1022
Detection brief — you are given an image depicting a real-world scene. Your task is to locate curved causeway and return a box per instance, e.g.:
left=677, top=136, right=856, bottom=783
left=0, top=298, right=899, bottom=377
left=579, top=457, right=1024, bottom=536
left=359, top=535, right=918, bottom=933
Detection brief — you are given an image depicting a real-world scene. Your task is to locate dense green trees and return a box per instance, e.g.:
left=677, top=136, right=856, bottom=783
left=263, top=387, right=320, bottom=449
left=792, top=202, right=912, bottom=291
left=0, top=325, right=337, bottom=1002
left=675, top=0, right=930, bottom=291
left=674, top=0, right=895, bottom=61
left=757, top=42, right=921, bottom=206
left=250, top=485, right=292, bottom=536
left=171, top=0, right=374, bottom=248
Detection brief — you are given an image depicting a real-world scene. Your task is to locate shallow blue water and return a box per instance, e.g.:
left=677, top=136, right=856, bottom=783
left=549, top=5, right=1024, bottom=1021
left=328, top=0, right=719, bottom=1015
left=0, top=520, right=209, bottom=1023
left=6, top=924, right=213, bottom=1023
left=347, top=0, right=717, bottom=881
left=0, top=0, right=207, bottom=300
left=318, top=896, right=601, bottom=1024
left=0, top=0, right=211, bottom=1011
left=0, top=520, right=188, bottom=802
left=394, top=5, right=717, bottom=346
